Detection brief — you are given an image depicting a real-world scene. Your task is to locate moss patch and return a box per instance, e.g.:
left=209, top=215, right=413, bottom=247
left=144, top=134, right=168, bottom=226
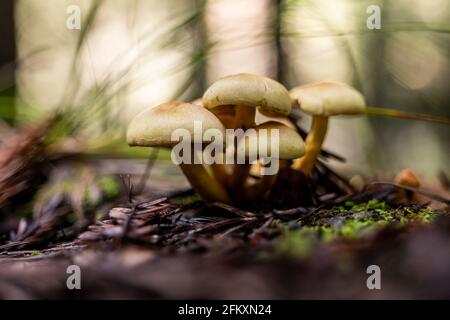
left=275, top=200, right=439, bottom=257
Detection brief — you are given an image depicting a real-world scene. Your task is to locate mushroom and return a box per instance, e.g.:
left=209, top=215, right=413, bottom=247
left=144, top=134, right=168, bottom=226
left=127, top=101, right=231, bottom=204
left=192, top=98, right=236, bottom=129
left=394, top=168, right=421, bottom=202
left=203, top=73, right=292, bottom=192
left=237, top=121, right=305, bottom=201
left=290, top=81, right=366, bottom=176
left=203, top=73, right=292, bottom=127
left=192, top=98, right=232, bottom=188
left=255, top=110, right=297, bottom=129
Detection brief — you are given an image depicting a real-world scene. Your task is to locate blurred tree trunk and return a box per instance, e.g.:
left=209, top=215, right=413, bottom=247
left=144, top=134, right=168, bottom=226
left=190, top=0, right=208, bottom=98
left=273, top=0, right=286, bottom=84
left=360, top=2, right=389, bottom=170
left=0, top=0, right=16, bottom=125
left=174, top=0, right=209, bottom=100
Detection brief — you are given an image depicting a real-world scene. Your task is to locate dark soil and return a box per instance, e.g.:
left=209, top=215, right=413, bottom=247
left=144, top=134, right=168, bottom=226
left=1, top=183, right=449, bottom=299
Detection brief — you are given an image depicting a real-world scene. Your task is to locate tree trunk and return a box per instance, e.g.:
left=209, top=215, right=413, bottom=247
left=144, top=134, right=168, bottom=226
left=273, top=0, right=286, bottom=84
left=0, top=0, right=16, bottom=124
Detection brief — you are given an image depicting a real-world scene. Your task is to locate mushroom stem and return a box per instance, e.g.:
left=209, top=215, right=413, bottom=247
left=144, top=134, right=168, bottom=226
left=366, top=107, right=450, bottom=125
left=179, top=149, right=231, bottom=204
left=208, top=108, right=235, bottom=191
left=234, top=106, right=256, bottom=130
left=292, top=115, right=328, bottom=175
left=210, top=163, right=230, bottom=189
left=244, top=160, right=287, bottom=201
left=230, top=106, right=256, bottom=192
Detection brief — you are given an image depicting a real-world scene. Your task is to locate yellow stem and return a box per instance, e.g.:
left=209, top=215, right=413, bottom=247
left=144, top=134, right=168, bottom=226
left=233, top=105, right=255, bottom=130
left=208, top=107, right=236, bottom=193
left=179, top=149, right=231, bottom=204
left=292, top=115, right=328, bottom=176
left=230, top=106, right=255, bottom=192
left=210, top=163, right=230, bottom=190
left=244, top=160, right=286, bottom=201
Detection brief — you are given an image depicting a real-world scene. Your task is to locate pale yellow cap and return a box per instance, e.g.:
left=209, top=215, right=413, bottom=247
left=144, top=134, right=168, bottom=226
left=237, top=121, right=305, bottom=160
left=127, top=101, right=225, bottom=147
left=203, top=73, right=292, bottom=116
left=290, top=81, right=366, bottom=116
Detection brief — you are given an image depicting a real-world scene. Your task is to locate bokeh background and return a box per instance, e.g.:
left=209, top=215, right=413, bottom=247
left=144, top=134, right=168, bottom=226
left=1, top=0, right=449, bottom=182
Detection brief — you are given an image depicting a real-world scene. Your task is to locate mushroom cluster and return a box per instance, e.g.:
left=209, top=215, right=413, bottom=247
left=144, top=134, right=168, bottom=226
left=127, top=74, right=367, bottom=205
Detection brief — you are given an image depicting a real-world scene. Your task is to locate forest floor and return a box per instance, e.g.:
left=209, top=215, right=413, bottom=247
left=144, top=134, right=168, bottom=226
left=1, top=123, right=450, bottom=299
left=1, top=162, right=450, bottom=299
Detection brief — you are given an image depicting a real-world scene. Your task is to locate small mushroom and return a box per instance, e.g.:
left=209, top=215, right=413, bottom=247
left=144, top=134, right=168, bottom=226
left=237, top=121, right=305, bottom=201
left=394, top=168, right=421, bottom=202
left=349, top=175, right=365, bottom=193
left=203, top=73, right=292, bottom=190
left=127, top=101, right=231, bottom=204
left=290, top=81, right=366, bottom=176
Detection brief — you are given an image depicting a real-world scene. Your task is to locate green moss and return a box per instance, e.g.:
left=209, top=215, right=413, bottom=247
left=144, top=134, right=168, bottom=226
left=276, top=227, right=319, bottom=257
left=340, top=219, right=387, bottom=239
left=401, top=207, right=436, bottom=223
left=337, top=199, right=389, bottom=213
left=27, top=250, right=41, bottom=257
left=275, top=200, right=439, bottom=257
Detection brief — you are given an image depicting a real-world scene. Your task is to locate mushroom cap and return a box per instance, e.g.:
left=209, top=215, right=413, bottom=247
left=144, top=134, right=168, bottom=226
left=290, top=81, right=366, bottom=116
left=237, top=121, right=305, bottom=160
left=255, top=110, right=296, bottom=129
left=127, top=101, right=225, bottom=148
left=203, top=73, right=292, bottom=116
left=193, top=98, right=238, bottom=129
left=395, top=168, right=421, bottom=188
left=191, top=98, right=203, bottom=107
